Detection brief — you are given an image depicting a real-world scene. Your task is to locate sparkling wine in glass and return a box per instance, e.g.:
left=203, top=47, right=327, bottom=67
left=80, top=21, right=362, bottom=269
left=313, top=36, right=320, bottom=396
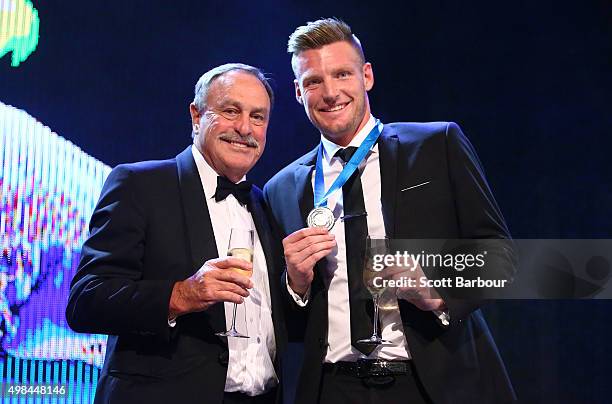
left=357, top=235, right=391, bottom=345
left=216, top=228, right=254, bottom=338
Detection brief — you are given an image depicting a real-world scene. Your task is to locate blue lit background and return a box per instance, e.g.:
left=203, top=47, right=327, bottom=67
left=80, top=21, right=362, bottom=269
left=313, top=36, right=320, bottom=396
left=0, top=102, right=110, bottom=402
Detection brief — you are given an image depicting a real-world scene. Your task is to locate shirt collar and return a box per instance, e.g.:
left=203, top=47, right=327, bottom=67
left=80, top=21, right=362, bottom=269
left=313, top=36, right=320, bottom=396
left=320, top=114, right=379, bottom=163
left=191, top=144, right=246, bottom=200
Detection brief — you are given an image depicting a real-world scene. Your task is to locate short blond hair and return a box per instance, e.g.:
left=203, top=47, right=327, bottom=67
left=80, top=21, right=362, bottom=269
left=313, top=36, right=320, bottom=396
left=287, top=18, right=365, bottom=75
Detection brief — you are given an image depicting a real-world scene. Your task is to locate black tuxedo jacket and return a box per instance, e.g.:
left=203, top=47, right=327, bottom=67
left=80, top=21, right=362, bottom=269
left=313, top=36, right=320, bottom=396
left=263, top=122, right=516, bottom=404
left=66, top=147, right=286, bottom=404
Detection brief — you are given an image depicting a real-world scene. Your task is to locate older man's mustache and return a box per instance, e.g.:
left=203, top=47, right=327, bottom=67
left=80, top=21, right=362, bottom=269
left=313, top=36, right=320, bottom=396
left=218, top=133, right=259, bottom=148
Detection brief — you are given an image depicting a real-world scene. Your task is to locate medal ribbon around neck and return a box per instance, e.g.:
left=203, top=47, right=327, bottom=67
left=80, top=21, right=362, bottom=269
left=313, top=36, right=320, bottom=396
left=313, top=119, right=383, bottom=209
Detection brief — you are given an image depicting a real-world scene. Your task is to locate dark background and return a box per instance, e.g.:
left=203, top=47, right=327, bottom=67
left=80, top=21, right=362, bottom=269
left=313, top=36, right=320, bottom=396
left=2, top=1, right=611, bottom=402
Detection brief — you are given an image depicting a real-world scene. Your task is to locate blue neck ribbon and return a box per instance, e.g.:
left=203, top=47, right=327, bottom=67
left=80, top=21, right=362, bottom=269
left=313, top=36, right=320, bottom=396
left=313, top=120, right=383, bottom=208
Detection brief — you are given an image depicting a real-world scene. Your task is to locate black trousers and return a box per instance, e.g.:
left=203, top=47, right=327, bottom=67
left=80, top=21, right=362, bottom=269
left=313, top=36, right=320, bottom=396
left=223, top=388, right=277, bottom=404
left=318, top=362, right=433, bottom=404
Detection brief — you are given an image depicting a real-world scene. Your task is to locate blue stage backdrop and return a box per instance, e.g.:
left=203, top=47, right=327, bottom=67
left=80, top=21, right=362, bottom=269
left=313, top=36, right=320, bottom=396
left=1, top=1, right=611, bottom=403
left=0, top=102, right=110, bottom=403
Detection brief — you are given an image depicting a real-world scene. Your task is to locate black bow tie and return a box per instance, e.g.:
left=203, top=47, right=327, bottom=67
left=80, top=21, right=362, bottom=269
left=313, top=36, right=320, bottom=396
left=214, top=177, right=252, bottom=206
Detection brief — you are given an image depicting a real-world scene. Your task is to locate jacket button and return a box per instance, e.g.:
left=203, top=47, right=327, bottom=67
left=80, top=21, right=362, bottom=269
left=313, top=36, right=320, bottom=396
left=318, top=338, right=327, bottom=348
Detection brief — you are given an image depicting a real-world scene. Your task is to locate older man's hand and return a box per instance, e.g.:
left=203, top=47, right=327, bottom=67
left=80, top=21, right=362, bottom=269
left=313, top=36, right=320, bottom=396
left=168, top=257, right=254, bottom=318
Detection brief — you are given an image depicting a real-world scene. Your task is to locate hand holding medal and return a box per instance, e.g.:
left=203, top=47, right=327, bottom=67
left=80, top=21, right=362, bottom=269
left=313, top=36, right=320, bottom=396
left=283, top=227, right=336, bottom=296
left=285, top=121, right=382, bottom=297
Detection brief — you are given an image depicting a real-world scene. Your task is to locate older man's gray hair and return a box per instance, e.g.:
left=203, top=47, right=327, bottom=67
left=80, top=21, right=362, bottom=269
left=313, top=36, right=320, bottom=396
left=192, top=63, right=274, bottom=113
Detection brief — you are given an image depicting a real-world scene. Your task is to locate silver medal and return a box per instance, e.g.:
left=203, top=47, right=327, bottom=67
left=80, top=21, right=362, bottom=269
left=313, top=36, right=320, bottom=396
left=307, top=207, right=336, bottom=231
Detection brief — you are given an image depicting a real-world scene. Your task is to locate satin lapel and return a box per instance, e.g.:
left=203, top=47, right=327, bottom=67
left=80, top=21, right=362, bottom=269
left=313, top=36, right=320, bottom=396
left=296, top=146, right=329, bottom=296
left=247, top=192, right=272, bottom=274
left=295, top=147, right=317, bottom=227
left=378, top=127, right=399, bottom=238
left=176, top=146, right=226, bottom=340
left=176, top=147, right=217, bottom=267
left=247, top=191, right=285, bottom=348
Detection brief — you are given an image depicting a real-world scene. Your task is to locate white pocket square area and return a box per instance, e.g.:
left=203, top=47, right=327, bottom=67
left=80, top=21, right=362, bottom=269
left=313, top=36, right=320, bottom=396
left=400, top=181, right=431, bottom=192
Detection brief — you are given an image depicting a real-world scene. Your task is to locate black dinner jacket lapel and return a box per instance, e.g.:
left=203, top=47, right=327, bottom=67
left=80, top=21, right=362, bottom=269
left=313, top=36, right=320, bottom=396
left=378, top=126, right=400, bottom=239
left=295, top=147, right=318, bottom=228
left=247, top=190, right=287, bottom=354
left=295, top=147, right=328, bottom=288
left=176, top=146, right=226, bottom=340
left=379, top=124, right=436, bottom=238
left=294, top=146, right=329, bottom=343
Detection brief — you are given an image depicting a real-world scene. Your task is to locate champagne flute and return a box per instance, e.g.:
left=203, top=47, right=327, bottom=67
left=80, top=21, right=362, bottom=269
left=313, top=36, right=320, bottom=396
left=216, top=228, right=254, bottom=338
left=357, top=235, right=391, bottom=345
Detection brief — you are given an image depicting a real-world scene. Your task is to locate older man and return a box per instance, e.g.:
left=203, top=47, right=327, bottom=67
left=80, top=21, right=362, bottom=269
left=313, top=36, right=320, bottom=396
left=264, top=18, right=516, bottom=404
left=67, top=63, right=285, bottom=404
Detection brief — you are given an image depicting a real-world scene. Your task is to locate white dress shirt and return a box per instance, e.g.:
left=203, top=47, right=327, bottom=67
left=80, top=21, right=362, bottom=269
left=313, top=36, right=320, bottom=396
left=288, top=116, right=411, bottom=362
left=191, top=145, right=278, bottom=395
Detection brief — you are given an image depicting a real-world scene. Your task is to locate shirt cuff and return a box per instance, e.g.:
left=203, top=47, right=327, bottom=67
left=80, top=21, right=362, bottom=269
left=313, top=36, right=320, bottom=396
left=433, top=309, right=450, bottom=327
left=285, top=275, right=310, bottom=306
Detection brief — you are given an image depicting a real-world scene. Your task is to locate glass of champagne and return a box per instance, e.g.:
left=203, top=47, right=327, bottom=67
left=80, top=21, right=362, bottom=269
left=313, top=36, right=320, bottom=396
left=216, top=228, right=254, bottom=338
left=357, top=235, right=391, bottom=345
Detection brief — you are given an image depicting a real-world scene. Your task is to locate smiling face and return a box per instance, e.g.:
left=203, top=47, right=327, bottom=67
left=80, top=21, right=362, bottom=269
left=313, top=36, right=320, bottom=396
left=293, top=41, right=374, bottom=146
left=190, top=70, right=270, bottom=182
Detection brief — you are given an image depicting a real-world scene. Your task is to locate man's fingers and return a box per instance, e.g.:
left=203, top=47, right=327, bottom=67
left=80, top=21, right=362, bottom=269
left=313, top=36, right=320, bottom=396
left=385, top=266, right=414, bottom=278
left=288, top=240, right=336, bottom=268
left=283, top=227, right=330, bottom=246
left=286, top=234, right=336, bottom=255
left=406, top=297, right=444, bottom=311
left=212, top=270, right=253, bottom=289
left=303, top=240, right=336, bottom=259
left=214, top=291, right=246, bottom=305
left=212, top=280, right=250, bottom=298
left=302, top=246, right=334, bottom=269
left=397, top=287, right=421, bottom=299
left=210, top=257, right=253, bottom=271
left=283, top=228, right=336, bottom=292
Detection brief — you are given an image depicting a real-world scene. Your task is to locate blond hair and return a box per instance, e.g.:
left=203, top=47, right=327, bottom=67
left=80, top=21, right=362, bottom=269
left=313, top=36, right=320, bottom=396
left=287, top=18, right=365, bottom=75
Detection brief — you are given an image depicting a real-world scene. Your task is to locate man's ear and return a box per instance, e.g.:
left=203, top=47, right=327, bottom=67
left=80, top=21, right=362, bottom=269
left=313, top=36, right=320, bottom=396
left=294, top=79, right=304, bottom=105
left=363, top=62, right=374, bottom=92
left=189, top=103, right=201, bottom=124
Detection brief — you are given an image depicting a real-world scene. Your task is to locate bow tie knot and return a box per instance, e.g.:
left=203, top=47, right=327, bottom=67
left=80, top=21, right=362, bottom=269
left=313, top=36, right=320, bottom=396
left=214, top=176, right=252, bottom=206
